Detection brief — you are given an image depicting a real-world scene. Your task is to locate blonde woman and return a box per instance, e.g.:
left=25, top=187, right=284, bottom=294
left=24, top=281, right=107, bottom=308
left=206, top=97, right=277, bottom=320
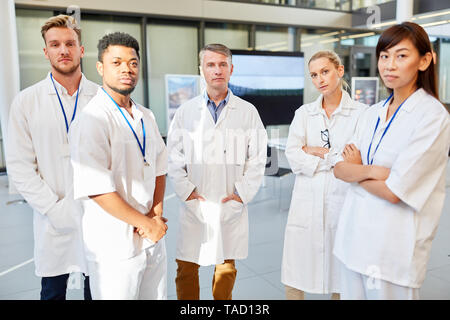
left=281, top=50, right=367, bottom=299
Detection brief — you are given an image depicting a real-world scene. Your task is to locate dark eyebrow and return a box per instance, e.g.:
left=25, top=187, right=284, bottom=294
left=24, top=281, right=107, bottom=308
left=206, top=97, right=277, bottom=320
left=381, top=47, right=410, bottom=53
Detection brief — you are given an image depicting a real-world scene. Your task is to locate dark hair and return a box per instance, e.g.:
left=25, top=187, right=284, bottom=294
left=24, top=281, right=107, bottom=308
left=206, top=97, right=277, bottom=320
left=376, top=22, right=438, bottom=99
left=97, top=32, right=140, bottom=62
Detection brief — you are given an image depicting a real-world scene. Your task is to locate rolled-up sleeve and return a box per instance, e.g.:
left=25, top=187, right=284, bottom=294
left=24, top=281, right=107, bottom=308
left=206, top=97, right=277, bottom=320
left=70, top=109, right=116, bottom=200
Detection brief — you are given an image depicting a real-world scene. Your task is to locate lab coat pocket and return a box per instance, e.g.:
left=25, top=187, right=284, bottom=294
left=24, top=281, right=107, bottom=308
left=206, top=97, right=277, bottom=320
left=287, top=194, right=313, bottom=228
left=221, top=200, right=244, bottom=223
left=184, top=199, right=204, bottom=223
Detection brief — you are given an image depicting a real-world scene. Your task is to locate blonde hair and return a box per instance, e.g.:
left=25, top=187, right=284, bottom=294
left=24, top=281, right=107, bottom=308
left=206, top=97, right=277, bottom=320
left=308, top=50, right=349, bottom=91
left=41, top=15, right=81, bottom=44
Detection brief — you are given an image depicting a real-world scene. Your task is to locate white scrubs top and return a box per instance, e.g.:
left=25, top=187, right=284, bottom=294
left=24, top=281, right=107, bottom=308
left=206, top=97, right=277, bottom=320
left=70, top=88, right=168, bottom=262
left=333, top=89, right=450, bottom=288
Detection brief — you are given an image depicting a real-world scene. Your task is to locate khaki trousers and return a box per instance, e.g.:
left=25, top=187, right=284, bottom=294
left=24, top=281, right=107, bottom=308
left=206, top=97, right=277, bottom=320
left=285, top=285, right=340, bottom=300
left=176, top=259, right=237, bottom=300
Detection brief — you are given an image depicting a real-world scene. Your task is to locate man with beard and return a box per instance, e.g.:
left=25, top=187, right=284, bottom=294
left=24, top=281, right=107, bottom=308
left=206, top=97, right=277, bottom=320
left=69, top=32, right=168, bottom=300
left=6, top=15, right=98, bottom=300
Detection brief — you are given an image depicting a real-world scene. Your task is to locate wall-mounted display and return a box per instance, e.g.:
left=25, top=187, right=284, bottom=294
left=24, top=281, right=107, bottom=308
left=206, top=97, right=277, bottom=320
left=229, top=50, right=305, bottom=126
left=351, top=77, right=379, bottom=106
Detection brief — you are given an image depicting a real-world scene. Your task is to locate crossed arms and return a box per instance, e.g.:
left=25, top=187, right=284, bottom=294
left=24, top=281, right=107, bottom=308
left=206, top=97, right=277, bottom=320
left=332, top=144, right=400, bottom=204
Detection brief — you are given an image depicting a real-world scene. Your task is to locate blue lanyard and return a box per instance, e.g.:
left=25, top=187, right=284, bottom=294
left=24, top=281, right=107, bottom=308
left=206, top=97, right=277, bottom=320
left=366, top=92, right=409, bottom=165
left=50, top=73, right=80, bottom=133
left=101, top=87, right=148, bottom=164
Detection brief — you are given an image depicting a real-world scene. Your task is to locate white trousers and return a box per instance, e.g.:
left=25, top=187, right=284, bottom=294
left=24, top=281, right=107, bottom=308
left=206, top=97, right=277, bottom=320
left=340, top=263, right=419, bottom=300
left=87, top=239, right=167, bottom=300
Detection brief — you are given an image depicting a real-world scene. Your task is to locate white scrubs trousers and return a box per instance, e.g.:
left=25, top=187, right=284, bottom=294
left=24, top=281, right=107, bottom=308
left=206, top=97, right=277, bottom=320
left=87, top=240, right=167, bottom=300
left=340, top=264, right=419, bottom=300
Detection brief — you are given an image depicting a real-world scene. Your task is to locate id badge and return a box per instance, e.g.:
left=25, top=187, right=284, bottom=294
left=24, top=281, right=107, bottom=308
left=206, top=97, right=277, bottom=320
left=61, top=143, right=71, bottom=158
left=143, top=162, right=152, bottom=182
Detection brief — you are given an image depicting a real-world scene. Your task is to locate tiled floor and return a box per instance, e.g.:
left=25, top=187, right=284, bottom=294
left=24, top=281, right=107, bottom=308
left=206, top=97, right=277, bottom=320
left=0, top=160, right=449, bottom=300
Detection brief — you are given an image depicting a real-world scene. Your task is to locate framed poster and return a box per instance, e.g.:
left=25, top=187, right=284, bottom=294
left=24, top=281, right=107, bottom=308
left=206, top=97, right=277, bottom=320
left=165, top=74, right=201, bottom=128
left=351, top=77, right=379, bottom=106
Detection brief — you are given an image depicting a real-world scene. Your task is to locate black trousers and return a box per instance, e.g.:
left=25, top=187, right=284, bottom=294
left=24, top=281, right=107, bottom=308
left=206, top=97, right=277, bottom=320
left=40, top=273, right=91, bottom=300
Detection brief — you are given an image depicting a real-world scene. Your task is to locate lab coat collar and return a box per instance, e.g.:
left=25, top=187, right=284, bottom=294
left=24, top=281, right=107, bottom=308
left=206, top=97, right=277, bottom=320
left=46, top=72, right=97, bottom=96
left=306, top=90, right=356, bottom=116
left=398, top=88, right=427, bottom=113
left=98, top=87, right=143, bottom=124
left=199, top=89, right=236, bottom=110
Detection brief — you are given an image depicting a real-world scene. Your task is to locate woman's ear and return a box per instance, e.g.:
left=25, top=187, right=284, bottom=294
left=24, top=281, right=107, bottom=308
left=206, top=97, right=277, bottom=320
left=419, top=52, right=433, bottom=72
left=337, top=64, right=345, bottom=78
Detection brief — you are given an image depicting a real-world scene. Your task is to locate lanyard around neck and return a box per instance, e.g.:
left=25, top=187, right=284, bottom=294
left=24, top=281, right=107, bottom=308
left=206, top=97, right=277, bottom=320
left=366, top=92, right=410, bottom=165
left=50, top=73, right=80, bottom=133
left=101, top=87, right=148, bottom=165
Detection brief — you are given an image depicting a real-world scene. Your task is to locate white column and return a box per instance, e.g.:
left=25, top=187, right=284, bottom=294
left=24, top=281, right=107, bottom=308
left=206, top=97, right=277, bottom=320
left=396, top=0, right=414, bottom=23
left=0, top=0, right=20, bottom=189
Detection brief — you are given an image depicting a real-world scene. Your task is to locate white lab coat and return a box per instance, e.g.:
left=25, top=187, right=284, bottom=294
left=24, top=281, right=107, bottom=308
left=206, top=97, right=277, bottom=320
left=333, top=88, right=450, bottom=288
left=70, top=88, right=168, bottom=263
left=6, top=73, right=98, bottom=277
left=281, top=91, right=367, bottom=294
left=167, top=91, right=267, bottom=266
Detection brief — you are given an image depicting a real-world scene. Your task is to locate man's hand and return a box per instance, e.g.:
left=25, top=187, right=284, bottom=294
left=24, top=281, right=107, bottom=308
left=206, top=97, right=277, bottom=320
left=186, top=190, right=205, bottom=202
left=136, top=215, right=168, bottom=243
left=302, top=146, right=329, bottom=159
left=342, top=144, right=362, bottom=165
left=221, top=193, right=243, bottom=204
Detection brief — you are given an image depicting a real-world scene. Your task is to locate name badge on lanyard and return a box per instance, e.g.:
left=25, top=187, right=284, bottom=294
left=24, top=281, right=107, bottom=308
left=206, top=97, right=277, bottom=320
left=51, top=73, right=80, bottom=159
left=366, top=92, right=411, bottom=165
left=101, top=88, right=151, bottom=179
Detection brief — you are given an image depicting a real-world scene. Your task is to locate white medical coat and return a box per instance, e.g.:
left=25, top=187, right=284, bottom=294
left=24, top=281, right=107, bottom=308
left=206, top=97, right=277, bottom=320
left=70, top=88, right=168, bottom=262
left=167, top=91, right=267, bottom=266
left=281, top=91, right=367, bottom=293
left=6, top=73, right=98, bottom=277
left=333, top=88, right=450, bottom=288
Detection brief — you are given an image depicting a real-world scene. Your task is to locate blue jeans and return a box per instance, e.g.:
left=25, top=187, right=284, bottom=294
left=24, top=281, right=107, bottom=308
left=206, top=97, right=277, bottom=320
left=40, top=274, right=91, bottom=300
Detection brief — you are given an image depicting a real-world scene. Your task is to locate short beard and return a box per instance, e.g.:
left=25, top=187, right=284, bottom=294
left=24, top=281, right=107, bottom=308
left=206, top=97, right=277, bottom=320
left=51, top=62, right=80, bottom=76
left=109, top=85, right=136, bottom=96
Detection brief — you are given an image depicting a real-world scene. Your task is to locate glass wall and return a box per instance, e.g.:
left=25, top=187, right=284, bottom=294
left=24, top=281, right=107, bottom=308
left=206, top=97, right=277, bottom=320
left=255, top=26, right=295, bottom=51
left=147, top=21, right=199, bottom=136
left=80, top=14, right=145, bottom=105
left=16, top=9, right=54, bottom=89
left=205, top=23, right=250, bottom=50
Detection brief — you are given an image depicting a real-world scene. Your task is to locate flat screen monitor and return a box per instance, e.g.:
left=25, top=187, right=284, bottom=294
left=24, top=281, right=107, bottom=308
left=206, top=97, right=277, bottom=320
left=229, top=50, right=304, bottom=126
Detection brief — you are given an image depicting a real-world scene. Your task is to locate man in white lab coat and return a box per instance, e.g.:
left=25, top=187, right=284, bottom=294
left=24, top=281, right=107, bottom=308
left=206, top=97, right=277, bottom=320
left=6, top=15, right=98, bottom=300
left=167, top=43, right=267, bottom=300
left=70, top=32, right=168, bottom=300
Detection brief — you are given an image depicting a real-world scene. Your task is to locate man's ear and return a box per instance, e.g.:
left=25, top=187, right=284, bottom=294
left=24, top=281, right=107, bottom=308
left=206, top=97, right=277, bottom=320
left=80, top=45, right=85, bottom=59
left=43, top=47, right=49, bottom=61
left=96, top=61, right=104, bottom=77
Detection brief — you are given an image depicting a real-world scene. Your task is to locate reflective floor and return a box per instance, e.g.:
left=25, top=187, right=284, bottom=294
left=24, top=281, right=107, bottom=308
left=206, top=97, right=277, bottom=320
left=1, top=160, right=449, bottom=300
